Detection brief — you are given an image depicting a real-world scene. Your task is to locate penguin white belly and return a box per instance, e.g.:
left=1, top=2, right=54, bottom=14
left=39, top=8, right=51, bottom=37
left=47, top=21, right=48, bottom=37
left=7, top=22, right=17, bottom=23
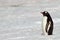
left=42, top=16, right=47, bottom=35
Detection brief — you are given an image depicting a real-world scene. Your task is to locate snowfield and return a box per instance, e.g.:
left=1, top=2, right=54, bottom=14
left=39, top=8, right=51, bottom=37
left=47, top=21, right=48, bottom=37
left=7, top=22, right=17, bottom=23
left=0, top=0, right=60, bottom=40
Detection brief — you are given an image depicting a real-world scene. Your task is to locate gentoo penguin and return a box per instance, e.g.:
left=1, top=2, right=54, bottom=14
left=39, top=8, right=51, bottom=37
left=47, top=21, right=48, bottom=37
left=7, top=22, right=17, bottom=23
left=41, top=11, right=53, bottom=35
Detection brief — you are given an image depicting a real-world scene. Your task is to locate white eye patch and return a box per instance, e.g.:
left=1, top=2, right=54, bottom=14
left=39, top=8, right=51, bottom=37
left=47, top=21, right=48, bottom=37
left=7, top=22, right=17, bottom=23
left=45, top=11, right=48, bottom=13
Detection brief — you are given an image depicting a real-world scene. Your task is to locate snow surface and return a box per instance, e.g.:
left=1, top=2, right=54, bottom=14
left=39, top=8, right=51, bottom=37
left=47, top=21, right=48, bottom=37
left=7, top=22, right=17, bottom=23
left=0, top=0, right=60, bottom=40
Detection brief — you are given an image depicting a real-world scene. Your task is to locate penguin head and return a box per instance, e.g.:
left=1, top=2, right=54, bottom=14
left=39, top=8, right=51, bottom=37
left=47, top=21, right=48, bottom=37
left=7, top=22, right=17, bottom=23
left=41, top=11, right=49, bottom=16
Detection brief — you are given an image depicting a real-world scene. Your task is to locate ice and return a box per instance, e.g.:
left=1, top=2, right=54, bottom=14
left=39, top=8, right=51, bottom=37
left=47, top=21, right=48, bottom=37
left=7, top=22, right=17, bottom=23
left=0, top=0, right=60, bottom=40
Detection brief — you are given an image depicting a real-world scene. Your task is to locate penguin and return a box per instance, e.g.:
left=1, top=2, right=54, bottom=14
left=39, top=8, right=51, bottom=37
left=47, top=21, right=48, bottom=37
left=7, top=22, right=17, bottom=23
left=41, top=11, right=53, bottom=35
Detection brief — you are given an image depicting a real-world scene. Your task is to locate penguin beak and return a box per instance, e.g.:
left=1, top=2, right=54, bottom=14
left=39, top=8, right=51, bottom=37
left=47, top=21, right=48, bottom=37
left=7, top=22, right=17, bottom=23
left=40, top=12, right=43, bottom=14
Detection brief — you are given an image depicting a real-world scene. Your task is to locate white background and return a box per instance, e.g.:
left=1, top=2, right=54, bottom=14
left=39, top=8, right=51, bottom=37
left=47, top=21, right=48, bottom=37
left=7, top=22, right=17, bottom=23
left=0, top=0, right=60, bottom=40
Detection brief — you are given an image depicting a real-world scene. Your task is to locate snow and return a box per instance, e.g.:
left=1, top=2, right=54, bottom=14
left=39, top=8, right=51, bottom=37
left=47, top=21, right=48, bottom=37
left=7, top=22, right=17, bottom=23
left=0, top=0, right=60, bottom=40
